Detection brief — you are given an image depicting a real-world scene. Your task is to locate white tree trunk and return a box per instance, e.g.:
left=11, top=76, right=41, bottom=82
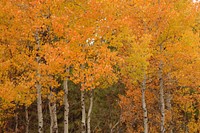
left=166, top=92, right=173, bottom=133
left=81, top=90, right=86, bottom=133
left=63, top=71, right=69, bottom=133
left=141, top=73, right=148, bottom=133
left=25, top=106, right=29, bottom=133
left=87, top=90, right=94, bottom=133
left=166, top=73, right=173, bottom=133
left=15, top=110, right=18, bottom=133
left=36, top=82, right=43, bottom=133
left=49, top=88, right=58, bottom=133
left=49, top=93, right=53, bottom=133
left=52, top=101, right=58, bottom=133
left=159, top=60, right=165, bottom=133
left=35, top=30, right=43, bottom=133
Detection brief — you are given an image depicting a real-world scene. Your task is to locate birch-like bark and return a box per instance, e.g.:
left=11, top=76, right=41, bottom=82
left=25, top=106, right=29, bottom=133
left=36, top=82, right=43, bottom=133
left=49, top=87, right=58, bottom=133
left=141, top=73, right=148, bottom=133
left=166, top=73, right=174, bottom=133
left=35, top=30, right=43, bottom=133
left=157, top=0, right=165, bottom=131
left=15, top=111, right=18, bottom=133
left=87, top=90, right=94, bottom=133
left=159, top=59, right=165, bottom=133
left=52, top=100, right=58, bottom=133
left=141, top=3, right=148, bottom=131
left=63, top=71, right=69, bottom=133
left=166, top=92, right=173, bottom=133
left=49, top=93, right=53, bottom=133
left=81, top=90, right=86, bottom=133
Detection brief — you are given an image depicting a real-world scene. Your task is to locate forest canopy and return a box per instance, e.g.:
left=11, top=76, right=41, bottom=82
left=0, top=0, right=200, bottom=133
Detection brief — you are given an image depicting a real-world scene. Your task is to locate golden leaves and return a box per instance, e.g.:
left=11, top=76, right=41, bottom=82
left=0, top=0, right=199, bottom=131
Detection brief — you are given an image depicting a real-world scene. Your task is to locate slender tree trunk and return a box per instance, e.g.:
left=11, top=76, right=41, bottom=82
left=35, top=30, right=43, bottom=133
left=25, top=106, right=29, bottom=133
left=184, top=105, right=188, bottom=133
left=49, top=96, right=53, bottom=133
left=167, top=73, right=174, bottom=133
left=15, top=110, right=18, bottom=133
left=166, top=93, right=173, bottom=133
left=110, top=121, right=119, bottom=133
left=36, top=81, right=43, bottom=133
left=49, top=87, right=59, bottom=133
left=157, top=0, right=165, bottom=131
left=81, top=90, right=86, bottom=133
left=141, top=73, right=148, bottom=133
left=87, top=90, right=94, bottom=133
left=52, top=100, right=58, bottom=133
left=159, top=60, right=165, bottom=133
left=81, top=44, right=86, bottom=133
left=63, top=71, right=69, bottom=133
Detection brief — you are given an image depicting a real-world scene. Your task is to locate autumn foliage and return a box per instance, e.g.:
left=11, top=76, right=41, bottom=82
left=0, top=0, right=200, bottom=132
